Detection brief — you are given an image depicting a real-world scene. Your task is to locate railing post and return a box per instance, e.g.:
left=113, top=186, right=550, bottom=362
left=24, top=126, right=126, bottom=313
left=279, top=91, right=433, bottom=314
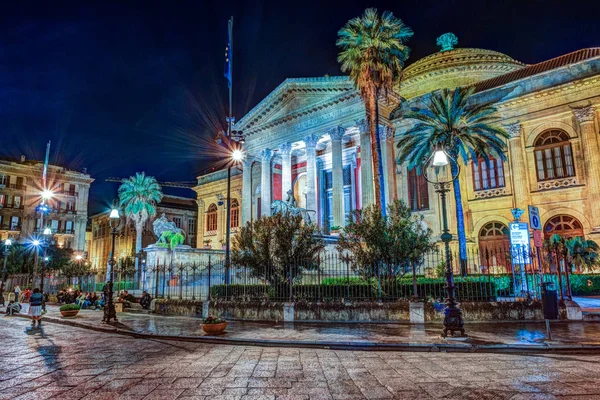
left=554, top=245, right=564, bottom=301
left=288, top=258, right=293, bottom=303
left=207, top=255, right=212, bottom=302
left=191, top=262, right=197, bottom=301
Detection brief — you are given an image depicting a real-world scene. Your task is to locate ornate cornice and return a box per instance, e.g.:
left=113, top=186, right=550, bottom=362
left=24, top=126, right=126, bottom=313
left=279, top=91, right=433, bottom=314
left=504, top=122, right=522, bottom=138
left=328, top=126, right=345, bottom=141
left=573, top=105, right=596, bottom=123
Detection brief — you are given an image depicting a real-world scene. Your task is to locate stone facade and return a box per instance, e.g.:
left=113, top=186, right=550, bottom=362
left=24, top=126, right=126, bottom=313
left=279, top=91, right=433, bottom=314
left=88, top=194, right=197, bottom=271
left=193, top=45, right=600, bottom=257
left=0, top=156, right=93, bottom=252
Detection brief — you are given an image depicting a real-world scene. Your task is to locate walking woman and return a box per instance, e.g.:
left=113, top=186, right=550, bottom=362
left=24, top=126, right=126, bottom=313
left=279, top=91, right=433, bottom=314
left=28, top=288, right=43, bottom=328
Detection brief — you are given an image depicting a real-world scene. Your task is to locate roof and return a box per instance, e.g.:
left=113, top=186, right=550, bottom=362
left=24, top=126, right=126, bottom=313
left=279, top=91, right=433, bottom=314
left=473, top=48, right=600, bottom=92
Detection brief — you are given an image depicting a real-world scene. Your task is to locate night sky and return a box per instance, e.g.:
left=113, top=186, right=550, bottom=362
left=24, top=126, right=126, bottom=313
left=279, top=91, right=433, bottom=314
left=2, top=0, right=599, bottom=214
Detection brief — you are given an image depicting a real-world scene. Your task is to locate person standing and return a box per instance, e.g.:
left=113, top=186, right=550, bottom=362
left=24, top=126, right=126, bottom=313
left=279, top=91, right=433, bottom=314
left=14, top=285, right=21, bottom=303
left=28, top=288, right=43, bottom=328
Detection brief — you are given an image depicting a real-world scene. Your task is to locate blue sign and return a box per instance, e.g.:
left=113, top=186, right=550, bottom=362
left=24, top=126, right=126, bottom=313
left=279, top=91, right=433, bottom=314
left=509, top=222, right=531, bottom=264
left=528, top=205, right=542, bottom=230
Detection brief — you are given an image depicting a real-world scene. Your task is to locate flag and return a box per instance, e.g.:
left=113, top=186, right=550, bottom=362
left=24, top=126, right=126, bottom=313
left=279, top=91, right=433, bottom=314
left=224, top=19, right=232, bottom=87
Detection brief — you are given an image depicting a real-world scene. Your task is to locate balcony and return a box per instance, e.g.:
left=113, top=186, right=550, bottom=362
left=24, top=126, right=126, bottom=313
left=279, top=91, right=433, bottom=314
left=0, top=184, right=26, bottom=191
left=0, top=225, right=21, bottom=232
left=57, top=189, right=79, bottom=197
left=0, top=204, right=25, bottom=210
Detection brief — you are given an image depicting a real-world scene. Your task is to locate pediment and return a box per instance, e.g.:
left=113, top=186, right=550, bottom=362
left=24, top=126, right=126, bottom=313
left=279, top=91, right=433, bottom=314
left=236, top=77, right=357, bottom=133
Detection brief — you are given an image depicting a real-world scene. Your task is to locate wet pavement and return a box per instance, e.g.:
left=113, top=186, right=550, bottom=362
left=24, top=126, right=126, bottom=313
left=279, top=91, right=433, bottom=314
left=4, top=304, right=600, bottom=351
left=2, top=317, right=600, bottom=399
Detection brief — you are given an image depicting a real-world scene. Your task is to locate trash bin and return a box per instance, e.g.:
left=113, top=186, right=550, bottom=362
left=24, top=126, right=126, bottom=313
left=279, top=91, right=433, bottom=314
left=541, top=281, right=558, bottom=320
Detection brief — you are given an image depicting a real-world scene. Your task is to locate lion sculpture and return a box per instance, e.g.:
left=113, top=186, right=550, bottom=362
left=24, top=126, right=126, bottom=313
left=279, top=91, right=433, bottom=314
left=153, top=213, right=185, bottom=244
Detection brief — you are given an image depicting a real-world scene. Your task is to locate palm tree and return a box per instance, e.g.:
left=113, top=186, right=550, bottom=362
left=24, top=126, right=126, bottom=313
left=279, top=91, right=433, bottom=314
left=565, top=236, right=599, bottom=272
left=118, top=172, right=163, bottom=272
left=337, top=8, right=413, bottom=215
left=396, top=87, right=508, bottom=275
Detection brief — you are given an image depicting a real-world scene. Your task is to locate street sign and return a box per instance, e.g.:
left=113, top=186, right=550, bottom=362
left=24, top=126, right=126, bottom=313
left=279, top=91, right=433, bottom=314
left=509, top=222, right=531, bottom=264
left=528, top=205, right=542, bottom=230
left=533, top=230, right=543, bottom=248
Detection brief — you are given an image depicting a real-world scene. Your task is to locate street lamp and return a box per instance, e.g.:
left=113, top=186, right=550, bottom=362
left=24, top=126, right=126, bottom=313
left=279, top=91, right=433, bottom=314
left=0, top=239, right=12, bottom=306
left=422, top=146, right=466, bottom=338
left=103, top=207, right=120, bottom=323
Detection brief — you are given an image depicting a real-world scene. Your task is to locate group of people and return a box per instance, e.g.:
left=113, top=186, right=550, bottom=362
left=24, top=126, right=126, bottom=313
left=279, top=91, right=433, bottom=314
left=117, top=290, right=153, bottom=310
left=5, top=286, right=44, bottom=328
left=57, top=289, right=104, bottom=310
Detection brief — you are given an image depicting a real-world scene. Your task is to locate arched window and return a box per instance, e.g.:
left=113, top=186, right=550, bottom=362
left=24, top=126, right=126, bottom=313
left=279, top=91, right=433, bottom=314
left=230, top=199, right=239, bottom=228
left=544, top=215, right=584, bottom=240
left=473, top=157, right=505, bottom=191
left=478, top=222, right=510, bottom=272
left=206, top=204, right=218, bottom=232
left=534, top=130, right=575, bottom=181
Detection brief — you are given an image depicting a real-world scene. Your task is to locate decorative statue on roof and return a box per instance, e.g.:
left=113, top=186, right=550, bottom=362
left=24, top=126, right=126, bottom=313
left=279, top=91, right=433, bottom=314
left=436, top=33, right=458, bottom=52
left=153, top=213, right=185, bottom=244
left=271, top=189, right=314, bottom=224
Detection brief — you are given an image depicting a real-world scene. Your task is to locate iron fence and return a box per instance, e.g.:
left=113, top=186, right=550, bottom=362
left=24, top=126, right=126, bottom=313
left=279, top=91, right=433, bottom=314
left=3, top=244, right=598, bottom=303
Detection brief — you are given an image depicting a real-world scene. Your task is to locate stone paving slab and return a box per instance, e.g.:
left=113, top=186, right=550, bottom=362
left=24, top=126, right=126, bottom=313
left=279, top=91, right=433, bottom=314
left=4, top=304, right=600, bottom=354
left=3, top=317, right=600, bottom=399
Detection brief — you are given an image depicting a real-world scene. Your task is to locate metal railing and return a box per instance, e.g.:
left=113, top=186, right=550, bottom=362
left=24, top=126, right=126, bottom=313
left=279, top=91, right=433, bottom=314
left=3, top=245, right=597, bottom=303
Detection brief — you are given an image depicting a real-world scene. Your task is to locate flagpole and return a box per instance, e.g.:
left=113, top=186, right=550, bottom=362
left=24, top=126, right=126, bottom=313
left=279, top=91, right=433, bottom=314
left=225, top=16, right=233, bottom=284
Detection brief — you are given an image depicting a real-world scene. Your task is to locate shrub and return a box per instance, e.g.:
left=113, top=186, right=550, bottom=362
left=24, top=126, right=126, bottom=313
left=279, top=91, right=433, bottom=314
left=59, top=304, right=81, bottom=312
left=202, top=315, right=225, bottom=324
left=210, top=284, right=274, bottom=300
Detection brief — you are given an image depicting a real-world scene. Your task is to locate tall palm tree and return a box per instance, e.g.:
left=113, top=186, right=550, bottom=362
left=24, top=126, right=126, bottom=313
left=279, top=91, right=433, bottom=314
left=396, top=87, right=508, bottom=275
left=337, top=8, right=413, bottom=215
left=118, top=172, right=163, bottom=271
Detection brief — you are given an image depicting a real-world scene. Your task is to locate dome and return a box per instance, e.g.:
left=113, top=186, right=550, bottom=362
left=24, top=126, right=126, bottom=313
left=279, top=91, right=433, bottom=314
left=397, top=48, right=525, bottom=100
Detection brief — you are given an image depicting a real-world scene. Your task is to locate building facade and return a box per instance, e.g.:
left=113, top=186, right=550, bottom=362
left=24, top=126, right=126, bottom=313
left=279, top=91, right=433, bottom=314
left=89, top=195, right=197, bottom=271
left=193, top=42, right=600, bottom=258
left=0, top=156, right=93, bottom=251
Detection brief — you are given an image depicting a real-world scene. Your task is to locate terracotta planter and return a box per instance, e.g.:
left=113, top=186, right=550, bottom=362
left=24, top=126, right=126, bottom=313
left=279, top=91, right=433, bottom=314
left=201, top=322, right=227, bottom=335
left=60, top=310, right=80, bottom=318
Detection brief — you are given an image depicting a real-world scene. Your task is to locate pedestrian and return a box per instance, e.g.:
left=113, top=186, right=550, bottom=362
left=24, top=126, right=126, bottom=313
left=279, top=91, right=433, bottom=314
left=140, top=291, right=152, bottom=310
left=28, top=288, right=43, bottom=328
left=14, top=285, right=21, bottom=303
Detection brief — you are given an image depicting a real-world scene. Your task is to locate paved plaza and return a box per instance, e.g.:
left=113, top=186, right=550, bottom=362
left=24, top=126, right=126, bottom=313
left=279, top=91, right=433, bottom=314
left=2, top=316, right=600, bottom=399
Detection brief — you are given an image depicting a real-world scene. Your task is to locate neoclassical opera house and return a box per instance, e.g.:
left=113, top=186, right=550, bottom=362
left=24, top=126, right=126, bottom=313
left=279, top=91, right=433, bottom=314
left=193, top=39, right=600, bottom=257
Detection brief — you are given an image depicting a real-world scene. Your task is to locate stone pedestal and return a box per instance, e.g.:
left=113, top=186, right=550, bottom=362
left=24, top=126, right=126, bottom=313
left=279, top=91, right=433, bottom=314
left=283, top=303, right=295, bottom=322
left=409, top=301, right=425, bottom=324
left=565, top=300, right=583, bottom=320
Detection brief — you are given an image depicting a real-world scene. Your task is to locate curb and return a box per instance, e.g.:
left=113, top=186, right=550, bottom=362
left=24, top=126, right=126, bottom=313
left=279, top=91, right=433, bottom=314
left=5, top=312, right=600, bottom=354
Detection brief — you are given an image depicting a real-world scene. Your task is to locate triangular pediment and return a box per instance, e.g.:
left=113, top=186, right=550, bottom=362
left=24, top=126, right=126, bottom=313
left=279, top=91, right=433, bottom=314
left=236, top=77, right=357, bottom=133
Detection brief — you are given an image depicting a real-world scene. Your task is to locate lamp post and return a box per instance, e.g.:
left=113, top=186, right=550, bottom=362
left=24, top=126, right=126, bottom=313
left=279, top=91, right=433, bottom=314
left=0, top=238, right=12, bottom=306
left=103, top=208, right=120, bottom=323
left=423, top=146, right=466, bottom=338
left=217, top=130, right=245, bottom=284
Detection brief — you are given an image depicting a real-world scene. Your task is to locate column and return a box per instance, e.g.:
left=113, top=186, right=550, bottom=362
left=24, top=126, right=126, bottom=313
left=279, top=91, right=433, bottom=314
left=196, top=199, right=204, bottom=248
left=280, top=143, right=293, bottom=199
left=259, top=149, right=273, bottom=216
left=380, top=126, right=397, bottom=207
left=356, top=119, right=374, bottom=209
left=241, top=157, right=253, bottom=225
left=329, top=127, right=345, bottom=227
left=304, top=134, right=319, bottom=214
left=574, top=106, right=600, bottom=229
left=505, top=123, right=531, bottom=210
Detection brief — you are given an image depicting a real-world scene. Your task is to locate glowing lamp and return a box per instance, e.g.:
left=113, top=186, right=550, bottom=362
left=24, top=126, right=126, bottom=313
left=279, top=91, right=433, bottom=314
left=75, top=255, right=83, bottom=261
left=432, top=150, right=449, bottom=167
left=231, top=149, right=243, bottom=162
left=4, top=239, right=11, bottom=246
left=44, top=257, right=49, bottom=262
left=32, top=239, right=41, bottom=246
left=41, top=189, right=53, bottom=200
left=43, top=227, right=52, bottom=235
left=109, top=208, right=119, bottom=219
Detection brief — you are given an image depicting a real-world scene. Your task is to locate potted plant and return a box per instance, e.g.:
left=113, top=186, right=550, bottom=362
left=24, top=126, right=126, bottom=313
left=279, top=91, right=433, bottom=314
left=201, top=315, right=227, bottom=335
left=203, top=239, right=212, bottom=249
left=60, top=304, right=81, bottom=317
left=329, top=226, right=342, bottom=236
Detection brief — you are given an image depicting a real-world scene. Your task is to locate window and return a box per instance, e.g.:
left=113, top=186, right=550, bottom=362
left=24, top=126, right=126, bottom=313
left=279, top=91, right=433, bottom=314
left=534, top=130, right=575, bottom=182
left=206, top=204, right=218, bottom=232
left=407, top=168, right=429, bottom=211
left=0, top=175, right=6, bottom=186
left=188, top=219, right=197, bottom=236
left=10, top=216, right=19, bottom=230
left=0, top=215, right=3, bottom=227
left=543, top=215, right=584, bottom=240
left=13, top=196, right=21, bottom=209
left=473, top=158, right=505, bottom=191
left=66, top=201, right=75, bottom=212
left=51, top=220, right=59, bottom=232
left=0, top=194, right=5, bottom=206
left=230, top=199, right=239, bottom=228
left=478, top=222, right=510, bottom=273
left=173, top=217, right=182, bottom=228
left=16, top=177, right=23, bottom=189
left=65, top=220, right=73, bottom=233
